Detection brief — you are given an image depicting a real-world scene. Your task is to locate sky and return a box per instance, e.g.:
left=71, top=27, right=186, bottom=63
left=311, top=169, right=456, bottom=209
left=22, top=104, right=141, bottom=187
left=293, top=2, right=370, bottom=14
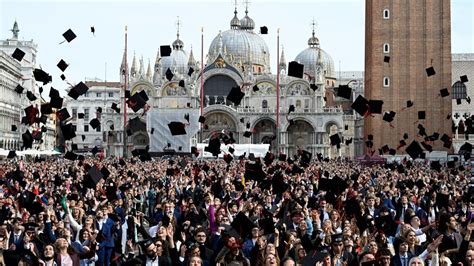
left=0, top=0, right=472, bottom=97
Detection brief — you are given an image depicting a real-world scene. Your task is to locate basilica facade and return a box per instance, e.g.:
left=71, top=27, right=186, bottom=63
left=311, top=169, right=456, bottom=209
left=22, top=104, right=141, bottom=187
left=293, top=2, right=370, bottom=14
left=112, top=8, right=356, bottom=158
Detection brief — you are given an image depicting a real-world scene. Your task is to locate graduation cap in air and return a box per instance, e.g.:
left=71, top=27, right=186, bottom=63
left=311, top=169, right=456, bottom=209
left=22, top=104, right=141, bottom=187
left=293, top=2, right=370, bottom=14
left=231, top=212, right=257, bottom=238
left=111, top=103, right=120, bottom=113
left=11, top=125, right=17, bottom=131
left=89, top=118, right=101, bottom=130
left=71, top=143, right=78, bottom=151
left=421, top=141, right=433, bottom=152
left=418, top=111, right=426, bottom=120
left=191, top=146, right=200, bottom=157
left=168, top=122, right=186, bottom=135
left=337, top=85, right=352, bottom=99
left=56, top=108, right=70, bottom=121
left=184, top=113, right=190, bottom=123
left=11, top=48, right=25, bottom=61
left=64, top=151, right=78, bottom=161
left=68, top=82, right=89, bottom=100
left=178, top=80, right=185, bottom=87
left=310, top=84, right=318, bottom=91
left=288, top=104, right=295, bottom=114
left=288, top=61, right=304, bottom=78
left=425, top=66, right=436, bottom=77
left=243, top=131, right=252, bottom=138
left=456, top=98, right=462, bottom=105
left=90, top=26, right=95, bottom=35
left=260, top=26, right=268, bottom=34
left=85, top=166, right=103, bottom=188
left=40, top=103, right=53, bottom=115
left=57, top=59, right=69, bottom=72
left=97, top=107, right=102, bottom=113
left=351, top=95, right=370, bottom=116
left=330, top=133, right=341, bottom=146
left=198, top=116, right=205, bottom=123
left=62, top=29, right=77, bottom=43
left=252, top=85, right=259, bottom=92
left=160, top=45, right=172, bottom=57
left=81, top=135, right=86, bottom=141
left=205, top=136, right=221, bottom=157
left=127, top=93, right=146, bottom=112
left=345, top=138, right=352, bottom=145
left=417, top=124, right=427, bottom=137
left=406, top=100, right=414, bottom=108
left=50, top=96, right=63, bottom=109
left=33, top=68, right=52, bottom=85
left=22, top=130, right=33, bottom=149
left=223, top=153, right=233, bottom=164
left=187, top=67, right=194, bottom=76
left=7, top=150, right=16, bottom=159
left=164, top=68, right=174, bottom=81
left=460, top=75, right=468, bottom=83
left=78, top=113, right=85, bottom=119
left=60, top=74, right=66, bottom=81
left=368, top=100, right=383, bottom=114
left=26, top=91, right=37, bottom=101
left=227, top=86, right=245, bottom=106
left=439, top=88, right=450, bottom=97
left=15, top=85, right=25, bottom=94
left=383, top=55, right=390, bottom=63
left=383, top=111, right=396, bottom=123
left=60, top=123, right=76, bottom=141
left=405, top=140, right=424, bottom=159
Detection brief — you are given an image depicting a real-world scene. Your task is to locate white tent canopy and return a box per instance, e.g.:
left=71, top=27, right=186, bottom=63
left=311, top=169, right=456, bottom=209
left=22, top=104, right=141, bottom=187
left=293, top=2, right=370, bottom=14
left=0, top=149, right=61, bottom=157
left=196, top=144, right=270, bottom=158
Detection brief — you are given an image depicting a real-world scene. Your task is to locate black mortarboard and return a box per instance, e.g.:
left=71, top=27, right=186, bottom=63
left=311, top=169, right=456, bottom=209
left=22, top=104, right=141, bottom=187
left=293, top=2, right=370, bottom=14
left=227, top=86, right=245, bottom=106
left=96, top=107, right=102, bottom=114
left=231, top=212, right=256, bottom=238
left=150, top=127, right=154, bottom=134
left=288, top=61, right=304, bottom=78
left=351, top=95, right=369, bottom=116
left=68, top=82, right=89, bottom=100
left=61, top=123, right=76, bottom=141
left=33, top=68, right=52, bottom=85
left=383, top=55, right=390, bottom=63
left=22, top=130, right=33, bottom=149
left=49, top=86, right=60, bottom=99
left=345, top=138, right=352, bottom=145
left=337, top=85, right=352, bottom=99
left=460, top=75, right=468, bottom=83
left=389, top=148, right=396, bottom=155
left=64, top=151, right=78, bottom=161
left=399, top=139, right=407, bottom=147
left=417, top=124, right=427, bottom=136
left=383, top=111, right=396, bottom=122
left=50, top=96, right=63, bottom=109
left=125, top=90, right=131, bottom=98
left=405, top=140, right=423, bottom=159
left=368, top=100, right=383, bottom=114
left=26, top=91, right=37, bottom=101
left=7, top=150, right=16, bottom=159
left=90, top=26, right=95, bottom=35
left=310, top=84, right=318, bottom=91
left=191, top=146, right=199, bottom=157
left=11, top=48, right=25, bottom=61
left=62, top=29, right=77, bottom=43
left=179, top=80, right=185, bottom=87
left=198, top=116, right=205, bottom=123
left=252, top=85, right=259, bottom=92
left=87, top=166, right=103, bottom=186
left=38, top=114, right=47, bottom=124
left=57, top=59, right=69, bottom=72
left=421, top=141, right=433, bottom=152
left=40, top=103, right=53, bottom=115
left=344, top=125, right=349, bottom=130
left=368, top=134, right=374, bottom=140
left=60, top=74, right=66, bottom=80
left=109, top=124, right=114, bottom=130
left=403, top=133, right=409, bottom=140
left=41, top=125, right=47, bottom=132
left=168, top=121, right=186, bottom=135
left=78, top=113, right=85, bottom=119
left=243, top=131, right=252, bottom=138
left=81, top=135, right=86, bottom=141
left=260, top=26, right=268, bottom=34
left=425, top=66, right=436, bottom=77
left=205, top=136, right=221, bottom=157
left=406, top=100, right=414, bottom=108
left=127, top=93, right=146, bottom=112
left=456, top=98, right=462, bottom=105
left=15, top=85, right=25, bottom=94
left=89, top=118, right=100, bottom=129
left=330, top=134, right=341, bottom=146
left=56, top=108, right=70, bottom=121
left=111, top=103, right=120, bottom=113
left=418, top=111, right=426, bottom=120
left=71, top=143, right=78, bottom=151
left=288, top=104, right=295, bottom=113
left=223, top=153, right=233, bottom=164
left=258, top=217, right=274, bottom=235
left=11, top=125, right=17, bottom=131
left=187, top=67, right=194, bottom=76
left=165, top=68, right=173, bottom=81
left=439, top=88, right=450, bottom=97
left=160, top=45, right=172, bottom=57
left=430, top=161, right=442, bottom=172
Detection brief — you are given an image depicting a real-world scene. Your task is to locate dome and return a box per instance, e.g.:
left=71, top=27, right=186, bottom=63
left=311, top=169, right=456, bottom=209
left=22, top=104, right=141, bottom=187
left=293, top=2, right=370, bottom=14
left=240, top=12, right=255, bottom=30
left=295, top=30, right=335, bottom=78
left=208, top=29, right=270, bottom=70
left=161, top=36, right=188, bottom=77
left=230, top=9, right=241, bottom=29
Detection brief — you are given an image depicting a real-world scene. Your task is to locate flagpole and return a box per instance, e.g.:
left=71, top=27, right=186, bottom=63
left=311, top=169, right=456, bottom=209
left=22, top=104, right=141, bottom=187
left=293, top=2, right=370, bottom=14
left=123, top=26, right=128, bottom=158
left=276, top=28, right=280, bottom=154
left=200, top=27, right=204, bottom=142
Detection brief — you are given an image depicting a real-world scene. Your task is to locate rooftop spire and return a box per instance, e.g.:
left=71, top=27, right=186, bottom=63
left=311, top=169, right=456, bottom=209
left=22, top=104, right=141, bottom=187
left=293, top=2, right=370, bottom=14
left=172, top=16, right=184, bottom=50
left=11, top=20, right=19, bottom=39
left=308, top=18, right=320, bottom=47
left=188, top=46, right=196, bottom=67
left=230, top=1, right=241, bottom=29
left=279, top=45, right=287, bottom=70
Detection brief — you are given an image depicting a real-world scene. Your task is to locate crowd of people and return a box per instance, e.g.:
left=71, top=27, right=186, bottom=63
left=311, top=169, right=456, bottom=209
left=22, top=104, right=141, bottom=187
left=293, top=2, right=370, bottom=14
left=0, top=153, right=472, bottom=266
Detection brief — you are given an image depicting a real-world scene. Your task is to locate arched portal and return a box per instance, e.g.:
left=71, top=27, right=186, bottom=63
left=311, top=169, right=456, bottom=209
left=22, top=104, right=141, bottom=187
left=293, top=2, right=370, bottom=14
left=202, top=112, right=237, bottom=142
left=287, top=120, right=315, bottom=156
left=253, top=119, right=277, bottom=151
left=203, top=75, right=238, bottom=106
